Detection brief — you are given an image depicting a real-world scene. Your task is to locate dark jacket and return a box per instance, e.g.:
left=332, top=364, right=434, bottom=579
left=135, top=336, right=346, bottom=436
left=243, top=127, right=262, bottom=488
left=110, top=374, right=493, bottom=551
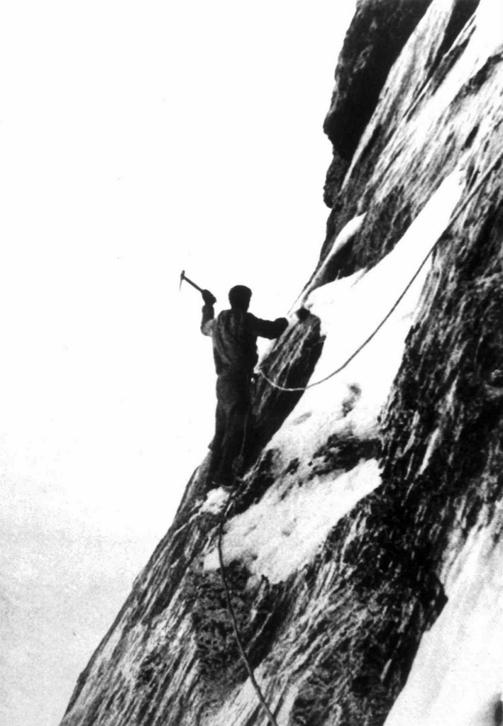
left=201, top=304, right=287, bottom=376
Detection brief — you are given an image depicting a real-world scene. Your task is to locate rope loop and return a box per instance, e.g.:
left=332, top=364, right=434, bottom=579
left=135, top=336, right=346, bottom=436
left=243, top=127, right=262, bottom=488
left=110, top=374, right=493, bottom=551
left=258, top=153, right=503, bottom=394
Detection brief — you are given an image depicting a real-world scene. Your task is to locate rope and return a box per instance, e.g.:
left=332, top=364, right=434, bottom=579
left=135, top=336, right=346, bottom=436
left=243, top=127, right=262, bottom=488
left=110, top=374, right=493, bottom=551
left=217, top=491, right=279, bottom=726
left=258, top=152, right=503, bottom=393
left=214, top=150, right=502, bottom=723
left=215, top=403, right=279, bottom=725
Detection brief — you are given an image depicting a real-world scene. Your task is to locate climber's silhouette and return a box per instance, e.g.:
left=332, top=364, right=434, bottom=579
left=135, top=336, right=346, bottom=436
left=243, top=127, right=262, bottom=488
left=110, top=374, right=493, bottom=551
left=201, top=285, right=288, bottom=488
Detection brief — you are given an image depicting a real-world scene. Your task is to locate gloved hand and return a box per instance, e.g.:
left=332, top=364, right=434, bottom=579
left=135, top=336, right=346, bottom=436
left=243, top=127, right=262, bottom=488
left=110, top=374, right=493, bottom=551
left=275, top=317, right=289, bottom=334
left=201, top=289, right=217, bottom=305
left=295, top=307, right=310, bottom=322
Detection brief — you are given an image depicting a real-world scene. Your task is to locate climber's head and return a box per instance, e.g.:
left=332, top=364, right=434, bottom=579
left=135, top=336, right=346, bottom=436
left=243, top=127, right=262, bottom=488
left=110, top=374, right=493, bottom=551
left=229, top=285, right=252, bottom=311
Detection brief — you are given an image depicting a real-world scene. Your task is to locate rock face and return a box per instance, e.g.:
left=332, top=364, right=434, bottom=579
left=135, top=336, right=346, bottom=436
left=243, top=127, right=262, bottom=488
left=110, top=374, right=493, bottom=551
left=322, top=0, right=434, bottom=206
left=61, top=1, right=503, bottom=725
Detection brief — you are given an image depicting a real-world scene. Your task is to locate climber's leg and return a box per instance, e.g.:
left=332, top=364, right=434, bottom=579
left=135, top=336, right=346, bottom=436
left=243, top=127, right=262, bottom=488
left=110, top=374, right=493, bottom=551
left=207, top=399, right=226, bottom=485
left=213, top=374, right=251, bottom=486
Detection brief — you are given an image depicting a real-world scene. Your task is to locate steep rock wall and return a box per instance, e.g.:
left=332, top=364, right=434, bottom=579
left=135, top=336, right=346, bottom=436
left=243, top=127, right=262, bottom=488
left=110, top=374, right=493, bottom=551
left=61, top=1, right=503, bottom=725
left=322, top=0, right=434, bottom=205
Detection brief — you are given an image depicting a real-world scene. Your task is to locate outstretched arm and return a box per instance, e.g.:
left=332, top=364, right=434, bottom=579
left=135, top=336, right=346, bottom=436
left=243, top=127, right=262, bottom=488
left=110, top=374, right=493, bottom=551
left=249, top=314, right=288, bottom=340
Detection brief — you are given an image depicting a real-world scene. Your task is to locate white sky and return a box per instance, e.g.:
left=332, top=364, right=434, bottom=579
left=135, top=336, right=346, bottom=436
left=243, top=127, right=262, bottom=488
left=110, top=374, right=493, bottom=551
left=0, top=2, right=356, bottom=724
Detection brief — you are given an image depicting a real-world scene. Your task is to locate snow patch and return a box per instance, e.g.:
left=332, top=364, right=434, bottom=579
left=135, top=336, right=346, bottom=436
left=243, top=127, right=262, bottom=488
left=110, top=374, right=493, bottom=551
left=304, top=213, right=366, bottom=297
left=199, top=487, right=229, bottom=515
left=275, top=170, right=465, bottom=459
left=205, top=459, right=381, bottom=584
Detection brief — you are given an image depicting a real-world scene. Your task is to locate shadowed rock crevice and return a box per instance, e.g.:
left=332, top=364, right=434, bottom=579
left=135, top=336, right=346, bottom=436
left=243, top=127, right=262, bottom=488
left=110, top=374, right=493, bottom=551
left=187, top=562, right=288, bottom=689
left=453, top=50, right=503, bottom=104
left=429, top=0, right=480, bottom=78
left=316, top=0, right=495, bottom=285
left=381, top=198, right=503, bottom=555
left=327, top=183, right=413, bottom=281
left=323, top=0, right=433, bottom=205
left=233, top=447, right=279, bottom=515
left=248, top=314, right=324, bottom=459
left=310, top=434, right=380, bottom=479
left=276, top=499, right=447, bottom=726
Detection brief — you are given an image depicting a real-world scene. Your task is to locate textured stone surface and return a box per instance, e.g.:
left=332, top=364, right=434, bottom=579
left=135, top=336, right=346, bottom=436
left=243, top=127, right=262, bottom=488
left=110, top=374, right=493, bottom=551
left=322, top=0, right=433, bottom=206
left=61, top=2, right=503, bottom=724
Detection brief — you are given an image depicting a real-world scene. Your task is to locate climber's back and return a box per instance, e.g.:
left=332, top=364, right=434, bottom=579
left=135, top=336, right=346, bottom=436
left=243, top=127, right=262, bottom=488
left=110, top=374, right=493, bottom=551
left=201, top=285, right=288, bottom=377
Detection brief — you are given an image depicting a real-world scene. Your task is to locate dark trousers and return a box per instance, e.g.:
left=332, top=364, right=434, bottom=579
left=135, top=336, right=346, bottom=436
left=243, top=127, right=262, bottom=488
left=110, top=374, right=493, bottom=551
left=208, top=373, right=251, bottom=486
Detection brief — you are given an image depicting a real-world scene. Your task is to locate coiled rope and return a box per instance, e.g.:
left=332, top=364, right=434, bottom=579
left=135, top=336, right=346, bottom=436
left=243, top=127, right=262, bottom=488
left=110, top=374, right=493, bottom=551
left=258, top=152, right=503, bottom=393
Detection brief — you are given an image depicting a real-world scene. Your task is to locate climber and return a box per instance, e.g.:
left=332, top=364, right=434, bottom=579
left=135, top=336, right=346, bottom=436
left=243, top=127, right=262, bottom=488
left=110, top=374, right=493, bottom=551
left=201, top=285, right=288, bottom=488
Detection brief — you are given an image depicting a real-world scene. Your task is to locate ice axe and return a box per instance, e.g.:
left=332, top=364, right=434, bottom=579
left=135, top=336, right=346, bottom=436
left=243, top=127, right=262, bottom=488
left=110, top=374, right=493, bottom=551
left=179, top=270, right=216, bottom=304
left=179, top=270, right=204, bottom=294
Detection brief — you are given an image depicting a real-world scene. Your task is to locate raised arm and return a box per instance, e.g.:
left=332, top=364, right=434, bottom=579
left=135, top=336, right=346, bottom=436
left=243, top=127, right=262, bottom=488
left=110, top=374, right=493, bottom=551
left=200, top=289, right=217, bottom=336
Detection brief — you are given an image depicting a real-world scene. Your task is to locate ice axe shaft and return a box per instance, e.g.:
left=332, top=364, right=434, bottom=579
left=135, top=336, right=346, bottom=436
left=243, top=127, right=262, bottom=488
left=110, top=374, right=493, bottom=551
left=180, top=270, right=204, bottom=294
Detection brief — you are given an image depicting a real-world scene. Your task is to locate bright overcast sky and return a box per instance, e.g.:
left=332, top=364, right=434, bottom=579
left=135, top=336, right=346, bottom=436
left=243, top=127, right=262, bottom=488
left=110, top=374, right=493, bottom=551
left=0, top=2, right=355, bottom=724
